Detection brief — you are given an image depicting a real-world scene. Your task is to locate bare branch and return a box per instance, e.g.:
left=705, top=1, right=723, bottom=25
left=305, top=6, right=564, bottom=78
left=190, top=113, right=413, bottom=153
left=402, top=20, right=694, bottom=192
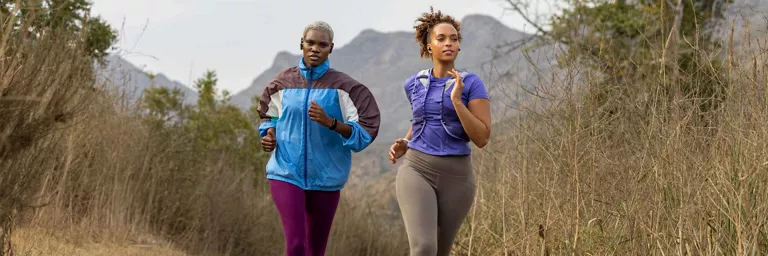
left=504, top=0, right=551, bottom=36
left=501, top=0, right=575, bottom=49
left=492, top=35, right=540, bottom=60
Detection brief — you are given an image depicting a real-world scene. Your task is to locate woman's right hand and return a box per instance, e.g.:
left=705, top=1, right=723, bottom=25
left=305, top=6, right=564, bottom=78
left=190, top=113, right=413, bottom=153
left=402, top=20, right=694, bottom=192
left=388, top=138, right=408, bottom=164
left=262, top=128, right=277, bottom=152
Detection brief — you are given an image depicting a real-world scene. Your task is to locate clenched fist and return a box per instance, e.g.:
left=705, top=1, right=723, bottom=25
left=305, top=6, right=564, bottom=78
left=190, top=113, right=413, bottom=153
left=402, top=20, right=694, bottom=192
left=262, top=128, right=276, bottom=152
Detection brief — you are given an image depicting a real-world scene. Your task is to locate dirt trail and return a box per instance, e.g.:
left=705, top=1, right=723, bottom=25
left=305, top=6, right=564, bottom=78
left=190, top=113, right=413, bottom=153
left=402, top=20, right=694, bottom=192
left=11, top=228, right=186, bottom=256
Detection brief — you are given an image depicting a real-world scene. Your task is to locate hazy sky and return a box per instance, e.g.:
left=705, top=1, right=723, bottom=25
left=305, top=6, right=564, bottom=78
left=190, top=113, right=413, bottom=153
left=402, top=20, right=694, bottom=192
left=90, top=0, right=552, bottom=94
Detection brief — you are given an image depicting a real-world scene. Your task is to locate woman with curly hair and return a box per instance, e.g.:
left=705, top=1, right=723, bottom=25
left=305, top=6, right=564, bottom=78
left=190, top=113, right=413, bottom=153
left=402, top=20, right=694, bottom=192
left=388, top=7, right=492, bottom=256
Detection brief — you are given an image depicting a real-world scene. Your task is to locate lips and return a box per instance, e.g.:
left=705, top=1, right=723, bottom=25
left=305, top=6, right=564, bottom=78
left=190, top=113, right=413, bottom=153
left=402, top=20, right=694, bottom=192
left=309, top=55, right=320, bottom=61
left=442, top=50, right=455, bottom=54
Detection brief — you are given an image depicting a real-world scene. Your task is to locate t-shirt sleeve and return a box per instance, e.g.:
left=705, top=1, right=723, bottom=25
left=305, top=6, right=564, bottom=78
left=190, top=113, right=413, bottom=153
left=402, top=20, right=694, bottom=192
left=466, top=74, right=489, bottom=101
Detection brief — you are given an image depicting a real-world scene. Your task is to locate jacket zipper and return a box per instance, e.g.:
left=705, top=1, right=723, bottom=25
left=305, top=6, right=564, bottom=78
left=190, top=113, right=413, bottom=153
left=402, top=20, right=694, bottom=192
left=303, top=68, right=313, bottom=188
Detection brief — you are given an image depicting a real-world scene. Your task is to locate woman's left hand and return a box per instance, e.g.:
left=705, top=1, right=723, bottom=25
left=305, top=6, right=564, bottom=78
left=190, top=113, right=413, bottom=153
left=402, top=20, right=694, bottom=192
left=448, top=69, right=464, bottom=104
left=309, top=100, right=333, bottom=127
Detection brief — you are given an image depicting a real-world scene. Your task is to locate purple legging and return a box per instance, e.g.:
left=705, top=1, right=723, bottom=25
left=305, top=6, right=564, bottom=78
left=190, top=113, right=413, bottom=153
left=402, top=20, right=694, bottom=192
left=269, top=179, right=341, bottom=256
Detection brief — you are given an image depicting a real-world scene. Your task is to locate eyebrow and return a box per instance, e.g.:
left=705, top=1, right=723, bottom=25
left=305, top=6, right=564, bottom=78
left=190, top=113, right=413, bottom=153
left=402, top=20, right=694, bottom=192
left=304, top=38, right=330, bottom=44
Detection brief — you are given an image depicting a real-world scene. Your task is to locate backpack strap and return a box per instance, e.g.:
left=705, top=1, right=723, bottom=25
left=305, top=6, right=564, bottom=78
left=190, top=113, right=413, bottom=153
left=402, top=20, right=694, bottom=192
left=417, top=69, right=430, bottom=90
left=408, top=69, right=431, bottom=103
left=441, top=70, right=472, bottom=141
left=444, top=70, right=470, bottom=92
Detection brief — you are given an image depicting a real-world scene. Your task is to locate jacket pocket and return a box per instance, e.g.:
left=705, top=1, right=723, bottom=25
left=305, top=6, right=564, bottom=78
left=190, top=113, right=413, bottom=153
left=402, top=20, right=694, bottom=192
left=311, top=147, right=351, bottom=189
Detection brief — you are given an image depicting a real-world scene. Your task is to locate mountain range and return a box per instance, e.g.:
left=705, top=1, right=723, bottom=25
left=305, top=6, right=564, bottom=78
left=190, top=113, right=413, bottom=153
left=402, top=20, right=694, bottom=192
left=96, top=55, right=199, bottom=105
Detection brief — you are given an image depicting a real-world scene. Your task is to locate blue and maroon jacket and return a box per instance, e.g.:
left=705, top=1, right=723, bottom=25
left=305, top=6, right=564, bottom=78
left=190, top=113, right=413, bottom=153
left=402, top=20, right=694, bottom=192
left=257, top=58, right=380, bottom=191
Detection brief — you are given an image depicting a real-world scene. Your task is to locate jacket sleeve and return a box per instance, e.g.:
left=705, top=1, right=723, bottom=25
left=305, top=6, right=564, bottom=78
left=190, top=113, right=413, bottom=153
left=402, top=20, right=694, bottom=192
left=338, top=83, right=380, bottom=152
left=257, top=79, right=283, bottom=137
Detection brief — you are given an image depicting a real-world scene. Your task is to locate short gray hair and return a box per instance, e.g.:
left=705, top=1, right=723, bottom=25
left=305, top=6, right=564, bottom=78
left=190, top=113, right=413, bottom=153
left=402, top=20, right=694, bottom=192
left=303, top=21, right=334, bottom=42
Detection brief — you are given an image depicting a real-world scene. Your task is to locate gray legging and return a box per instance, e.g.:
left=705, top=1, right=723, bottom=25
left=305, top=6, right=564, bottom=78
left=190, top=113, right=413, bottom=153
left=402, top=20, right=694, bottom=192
left=396, top=149, right=477, bottom=256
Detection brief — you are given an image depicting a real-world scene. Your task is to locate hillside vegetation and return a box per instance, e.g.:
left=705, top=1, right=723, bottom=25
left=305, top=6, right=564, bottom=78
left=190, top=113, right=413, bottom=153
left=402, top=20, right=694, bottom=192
left=2, top=0, right=768, bottom=255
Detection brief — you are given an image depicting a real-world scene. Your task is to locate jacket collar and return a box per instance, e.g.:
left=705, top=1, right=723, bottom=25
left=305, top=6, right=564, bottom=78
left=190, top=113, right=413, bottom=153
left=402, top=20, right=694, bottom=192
left=298, top=58, right=330, bottom=80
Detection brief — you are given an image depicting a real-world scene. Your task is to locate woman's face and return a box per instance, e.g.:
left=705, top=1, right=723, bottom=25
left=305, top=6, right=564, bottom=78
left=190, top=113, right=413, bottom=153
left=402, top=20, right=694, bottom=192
left=428, top=23, right=459, bottom=62
left=302, top=29, right=333, bottom=67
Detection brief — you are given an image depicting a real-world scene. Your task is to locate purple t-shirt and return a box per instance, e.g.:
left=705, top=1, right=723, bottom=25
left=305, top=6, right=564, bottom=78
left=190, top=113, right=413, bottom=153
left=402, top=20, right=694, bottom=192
left=406, top=70, right=489, bottom=156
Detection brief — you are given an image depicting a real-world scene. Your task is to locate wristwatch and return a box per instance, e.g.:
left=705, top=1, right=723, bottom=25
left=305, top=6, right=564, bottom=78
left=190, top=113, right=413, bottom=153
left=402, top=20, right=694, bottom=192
left=328, top=118, right=338, bottom=130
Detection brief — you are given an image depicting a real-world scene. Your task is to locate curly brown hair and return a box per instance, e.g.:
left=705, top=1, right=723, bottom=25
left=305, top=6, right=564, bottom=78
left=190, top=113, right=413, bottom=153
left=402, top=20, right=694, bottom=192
left=413, top=6, right=462, bottom=59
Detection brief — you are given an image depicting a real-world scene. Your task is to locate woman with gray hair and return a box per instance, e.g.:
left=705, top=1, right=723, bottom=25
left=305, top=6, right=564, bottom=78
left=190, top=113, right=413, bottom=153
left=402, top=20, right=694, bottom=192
left=257, top=21, right=381, bottom=256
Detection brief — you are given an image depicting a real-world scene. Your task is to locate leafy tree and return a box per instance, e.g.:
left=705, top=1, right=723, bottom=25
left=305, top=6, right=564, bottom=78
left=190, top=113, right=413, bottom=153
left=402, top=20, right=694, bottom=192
left=140, top=87, right=187, bottom=126
left=0, top=0, right=117, bottom=61
left=194, top=70, right=219, bottom=111
left=186, top=70, right=245, bottom=150
left=139, top=70, right=266, bottom=175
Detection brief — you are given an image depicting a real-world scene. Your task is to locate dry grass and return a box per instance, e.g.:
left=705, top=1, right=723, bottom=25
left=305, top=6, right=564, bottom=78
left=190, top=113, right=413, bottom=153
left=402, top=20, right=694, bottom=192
left=12, top=227, right=185, bottom=256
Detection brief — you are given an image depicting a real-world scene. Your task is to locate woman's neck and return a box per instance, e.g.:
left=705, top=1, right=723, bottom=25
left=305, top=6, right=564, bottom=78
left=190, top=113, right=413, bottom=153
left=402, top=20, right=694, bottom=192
left=431, top=59, right=454, bottom=79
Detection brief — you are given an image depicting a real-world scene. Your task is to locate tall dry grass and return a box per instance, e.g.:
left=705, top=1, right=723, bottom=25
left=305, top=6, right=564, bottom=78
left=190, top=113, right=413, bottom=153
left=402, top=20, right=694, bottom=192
left=449, top=13, right=768, bottom=256
left=0, top=6, right=102, bottom=255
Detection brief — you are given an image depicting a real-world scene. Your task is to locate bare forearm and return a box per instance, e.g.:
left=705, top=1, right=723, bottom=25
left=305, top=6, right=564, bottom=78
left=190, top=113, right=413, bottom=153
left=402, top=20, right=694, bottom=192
left=331, top=121, right=353, bottom=138
left=404, top=125, right=413, bottom=140
left=453, top=102, right=490, bottom=147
